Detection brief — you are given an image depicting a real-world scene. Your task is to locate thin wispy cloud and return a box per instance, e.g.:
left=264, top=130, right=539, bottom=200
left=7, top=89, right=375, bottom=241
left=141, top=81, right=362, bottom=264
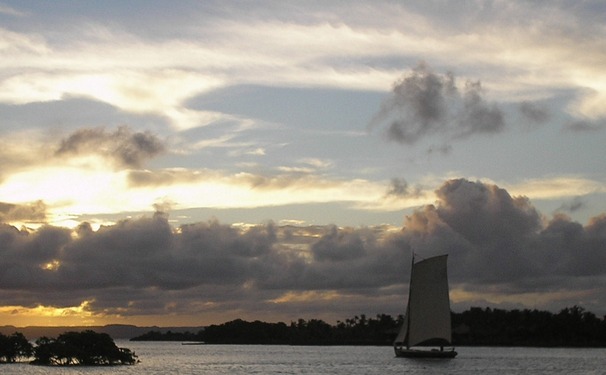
left=0, top=3, right=26, bottom=17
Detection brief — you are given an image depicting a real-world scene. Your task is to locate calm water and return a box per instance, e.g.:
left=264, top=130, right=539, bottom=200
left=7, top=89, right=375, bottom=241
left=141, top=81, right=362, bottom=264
left=3, top=342, right=605, bottom=374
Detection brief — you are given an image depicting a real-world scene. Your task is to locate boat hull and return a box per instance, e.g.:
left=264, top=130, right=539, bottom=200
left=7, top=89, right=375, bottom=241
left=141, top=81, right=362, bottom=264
left=394, top=347, right=457, bottom=358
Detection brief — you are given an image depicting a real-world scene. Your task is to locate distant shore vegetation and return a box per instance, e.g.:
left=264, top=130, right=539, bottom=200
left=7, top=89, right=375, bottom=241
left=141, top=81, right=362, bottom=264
left=131, top=306, right=606, bottom=347
left=0, top=330, right=137, bottom=366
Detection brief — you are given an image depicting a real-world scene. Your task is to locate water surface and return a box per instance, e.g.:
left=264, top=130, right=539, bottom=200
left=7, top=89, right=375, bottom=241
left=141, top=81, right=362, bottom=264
left=3, top=342, right=605, bottom=374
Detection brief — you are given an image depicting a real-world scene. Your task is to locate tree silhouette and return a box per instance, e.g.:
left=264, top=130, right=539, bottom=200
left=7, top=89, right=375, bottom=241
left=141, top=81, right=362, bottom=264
left=32, top=330, right=137, bottom=366
left=0, top=332, right=33, bottom=363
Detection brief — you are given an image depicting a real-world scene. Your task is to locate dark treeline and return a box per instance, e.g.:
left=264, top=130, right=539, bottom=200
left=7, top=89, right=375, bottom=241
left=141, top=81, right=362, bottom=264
left=130, top=315, right=400, bottom=345
left=202, top=314, right=401, bottom=345
left=1, top=330, right=137, bottom=366
left=131, top=306, right=606, bottom=347
left=453, top=305, right=606, bottom=347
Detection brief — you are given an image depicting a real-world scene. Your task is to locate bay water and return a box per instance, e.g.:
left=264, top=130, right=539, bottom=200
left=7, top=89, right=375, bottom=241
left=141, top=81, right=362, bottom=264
left=2, top=342, right=605, bottom=374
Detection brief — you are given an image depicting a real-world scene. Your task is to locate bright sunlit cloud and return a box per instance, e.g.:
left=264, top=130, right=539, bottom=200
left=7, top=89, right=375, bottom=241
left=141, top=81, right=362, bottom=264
left=505, top=177, right=606, bottom=200
left=0, top=301, right=98, bottom=326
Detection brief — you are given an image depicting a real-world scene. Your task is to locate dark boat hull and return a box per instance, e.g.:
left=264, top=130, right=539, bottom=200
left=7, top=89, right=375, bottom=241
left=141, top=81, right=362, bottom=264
left=394, top=347, right=457, bottom=358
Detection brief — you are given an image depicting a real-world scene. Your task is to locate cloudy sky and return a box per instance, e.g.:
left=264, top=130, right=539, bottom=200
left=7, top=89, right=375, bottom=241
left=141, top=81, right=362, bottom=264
left=1, top=0, right=605, bottom=327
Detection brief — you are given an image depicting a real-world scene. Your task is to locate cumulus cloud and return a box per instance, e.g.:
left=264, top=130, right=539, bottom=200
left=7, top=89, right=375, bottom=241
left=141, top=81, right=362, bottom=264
left=1, top=178, right=605, bottom=320
left=371, top=63, right=505, bottom=144
left=55, top=126, right=165, bottom=168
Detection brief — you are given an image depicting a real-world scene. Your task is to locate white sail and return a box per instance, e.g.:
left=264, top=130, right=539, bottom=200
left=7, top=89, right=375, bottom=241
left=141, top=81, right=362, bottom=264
left=394, top=255, right=452, bottom=347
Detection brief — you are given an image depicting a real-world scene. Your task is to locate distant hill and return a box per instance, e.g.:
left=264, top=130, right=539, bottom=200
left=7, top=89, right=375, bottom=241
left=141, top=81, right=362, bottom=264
left=0, top=324, right=205, bottom=340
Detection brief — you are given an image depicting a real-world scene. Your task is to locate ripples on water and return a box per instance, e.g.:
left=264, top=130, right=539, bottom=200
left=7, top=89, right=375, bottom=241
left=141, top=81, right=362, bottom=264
left=3, top=342, right=605, bottom=374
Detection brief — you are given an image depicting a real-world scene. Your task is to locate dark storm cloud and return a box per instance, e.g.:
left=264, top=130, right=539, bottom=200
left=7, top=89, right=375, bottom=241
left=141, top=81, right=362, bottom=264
left=371, top=63, right=505, bottom=144
left=0, top=200, right=47, bottom=223
left=0, top=224, right=71, bottom=289
left=0, top=214, right=408, bottom=314
left=1, top=179, right=605, bottom=317
left=55, top=125, right=165, bottom=168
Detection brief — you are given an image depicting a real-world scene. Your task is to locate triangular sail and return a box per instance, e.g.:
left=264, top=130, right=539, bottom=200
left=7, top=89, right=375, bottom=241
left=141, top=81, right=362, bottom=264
left=394, top=255, right=452, bottom=348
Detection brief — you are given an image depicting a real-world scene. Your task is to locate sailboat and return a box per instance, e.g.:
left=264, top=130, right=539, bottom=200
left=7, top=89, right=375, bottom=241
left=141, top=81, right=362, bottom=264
left=394, top=254, right=457, bottom=358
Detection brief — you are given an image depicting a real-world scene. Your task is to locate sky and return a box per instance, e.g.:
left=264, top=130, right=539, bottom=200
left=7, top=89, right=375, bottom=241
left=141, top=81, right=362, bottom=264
left=1, top=0, right=605, bottom=327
